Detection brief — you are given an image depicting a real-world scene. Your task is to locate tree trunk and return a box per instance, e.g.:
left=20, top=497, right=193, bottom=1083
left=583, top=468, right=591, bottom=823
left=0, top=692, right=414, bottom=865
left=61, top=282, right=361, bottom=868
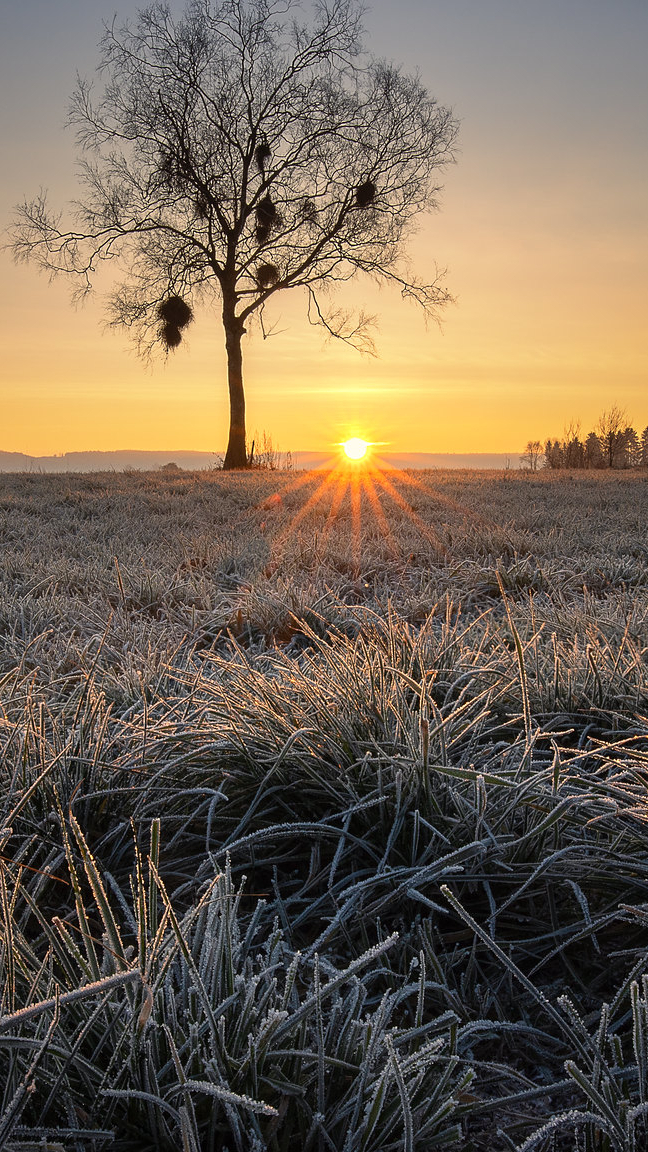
left=223, top=311, right=248, bottom=470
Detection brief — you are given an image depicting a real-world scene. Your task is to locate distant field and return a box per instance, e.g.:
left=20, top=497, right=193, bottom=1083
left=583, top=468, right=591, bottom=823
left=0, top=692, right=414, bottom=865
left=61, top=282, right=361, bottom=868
left=0, top=448, right=519, bottom=471
left=2, top=467, right=648, bottom=1151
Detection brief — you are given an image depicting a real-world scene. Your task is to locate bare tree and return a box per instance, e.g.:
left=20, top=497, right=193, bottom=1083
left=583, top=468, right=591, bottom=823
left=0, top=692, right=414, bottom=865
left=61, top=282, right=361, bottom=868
left=521, top=440, right=542, bottom=471
left=11, top=0, right=458, bottom=468
left=596, top=406, right=628, bottom=469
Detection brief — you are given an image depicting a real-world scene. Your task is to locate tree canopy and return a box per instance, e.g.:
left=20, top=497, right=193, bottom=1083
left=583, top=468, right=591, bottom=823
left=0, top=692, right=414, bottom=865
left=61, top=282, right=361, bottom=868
left=12, top=0, right=458, bottom=467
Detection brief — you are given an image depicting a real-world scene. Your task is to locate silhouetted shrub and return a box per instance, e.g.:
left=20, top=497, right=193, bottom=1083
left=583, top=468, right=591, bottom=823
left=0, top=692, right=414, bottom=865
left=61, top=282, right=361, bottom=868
left=255, top=262, right=280, bottom=288
left=255, top=194, right=281, bottom=245
left=355, top=179, right=376, bottom=207
left=160, top=322, right=182, bottom=349
left=254, top=140, right=271, bottom=171
left=157, top=296, right=193, bottom=329
left=157, top=296, right=194, bottom=351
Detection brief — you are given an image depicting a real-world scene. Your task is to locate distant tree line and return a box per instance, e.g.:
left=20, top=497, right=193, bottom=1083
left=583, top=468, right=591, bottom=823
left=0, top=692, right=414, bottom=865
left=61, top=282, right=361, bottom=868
left=522, top=407, right=648, bottom=471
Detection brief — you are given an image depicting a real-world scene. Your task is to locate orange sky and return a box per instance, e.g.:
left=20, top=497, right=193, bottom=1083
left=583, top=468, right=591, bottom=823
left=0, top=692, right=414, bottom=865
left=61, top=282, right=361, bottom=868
left=1, top=0, right=647, bottom=456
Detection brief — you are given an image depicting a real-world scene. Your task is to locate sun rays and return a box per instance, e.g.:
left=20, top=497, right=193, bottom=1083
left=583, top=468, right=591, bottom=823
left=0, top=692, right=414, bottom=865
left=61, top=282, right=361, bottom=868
left=256, top=444, right=501, bottom=578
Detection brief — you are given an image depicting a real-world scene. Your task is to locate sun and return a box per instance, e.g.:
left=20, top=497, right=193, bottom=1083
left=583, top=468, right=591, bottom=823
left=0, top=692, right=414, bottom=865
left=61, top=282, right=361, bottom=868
left=342, top=438, right=369, bottom=461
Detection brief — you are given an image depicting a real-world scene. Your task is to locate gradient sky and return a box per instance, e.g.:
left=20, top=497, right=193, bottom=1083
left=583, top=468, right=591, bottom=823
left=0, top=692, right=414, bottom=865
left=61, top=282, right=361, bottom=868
left=1, top=0, right=647, bottom=456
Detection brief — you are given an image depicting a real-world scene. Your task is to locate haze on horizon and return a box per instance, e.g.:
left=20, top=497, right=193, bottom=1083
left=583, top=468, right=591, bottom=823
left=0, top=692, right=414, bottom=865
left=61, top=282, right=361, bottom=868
left=1, top=0, right=646, bottom=458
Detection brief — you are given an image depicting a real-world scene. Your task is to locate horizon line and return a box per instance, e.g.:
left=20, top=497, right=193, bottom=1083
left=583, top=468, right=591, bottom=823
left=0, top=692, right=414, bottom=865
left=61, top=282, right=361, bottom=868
left=0, top=447, right=522, bottom=458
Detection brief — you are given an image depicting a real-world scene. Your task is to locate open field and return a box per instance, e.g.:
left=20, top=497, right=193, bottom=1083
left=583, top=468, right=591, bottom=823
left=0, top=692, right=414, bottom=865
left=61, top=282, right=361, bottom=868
left=1, top=466, right=648, bottom=1151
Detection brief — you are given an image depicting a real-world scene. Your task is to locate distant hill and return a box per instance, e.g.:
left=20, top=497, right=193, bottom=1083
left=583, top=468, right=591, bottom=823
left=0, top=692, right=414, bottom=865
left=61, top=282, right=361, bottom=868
left=0, top=450, right=222, bottom=473
left=0, top=449, right=521, bottom=473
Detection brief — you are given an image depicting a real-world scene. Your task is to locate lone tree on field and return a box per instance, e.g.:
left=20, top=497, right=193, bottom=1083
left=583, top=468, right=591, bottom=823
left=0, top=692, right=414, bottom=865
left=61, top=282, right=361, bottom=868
left=12, top=0, right=458, bottom=469
left=521, top=440, right=542, bottom=471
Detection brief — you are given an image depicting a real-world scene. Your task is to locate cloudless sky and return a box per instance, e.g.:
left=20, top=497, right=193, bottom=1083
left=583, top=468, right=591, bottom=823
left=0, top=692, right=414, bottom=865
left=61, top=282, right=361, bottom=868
left=1, top=0, right=646, bottom=456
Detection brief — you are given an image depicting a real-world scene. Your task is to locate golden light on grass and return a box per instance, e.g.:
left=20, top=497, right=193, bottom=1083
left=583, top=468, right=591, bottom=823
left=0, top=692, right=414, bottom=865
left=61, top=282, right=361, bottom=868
left=256, top=436, right=502, bottom=583
left=342, top=437, right=369, bottom=460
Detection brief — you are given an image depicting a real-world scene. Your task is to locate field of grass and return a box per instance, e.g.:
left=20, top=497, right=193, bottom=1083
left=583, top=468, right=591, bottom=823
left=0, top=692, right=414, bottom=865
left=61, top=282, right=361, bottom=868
left=1, top=465, right=648, bottom=1152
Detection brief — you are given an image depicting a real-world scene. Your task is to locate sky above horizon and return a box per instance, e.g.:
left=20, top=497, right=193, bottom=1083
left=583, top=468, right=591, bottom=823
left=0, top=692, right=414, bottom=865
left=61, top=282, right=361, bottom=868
left=1, top=0, right=647, bottom=456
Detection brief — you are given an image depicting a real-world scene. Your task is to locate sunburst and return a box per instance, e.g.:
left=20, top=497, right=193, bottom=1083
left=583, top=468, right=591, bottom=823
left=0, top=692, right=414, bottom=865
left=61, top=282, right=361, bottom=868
left=341, top=437, right=369, bottom=460
left=251, top=440, right=501, bottom=578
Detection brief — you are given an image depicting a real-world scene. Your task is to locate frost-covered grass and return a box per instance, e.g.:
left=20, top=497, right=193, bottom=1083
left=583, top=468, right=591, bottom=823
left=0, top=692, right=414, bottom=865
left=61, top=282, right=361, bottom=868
left=1, top=466, right=648, bottom=1151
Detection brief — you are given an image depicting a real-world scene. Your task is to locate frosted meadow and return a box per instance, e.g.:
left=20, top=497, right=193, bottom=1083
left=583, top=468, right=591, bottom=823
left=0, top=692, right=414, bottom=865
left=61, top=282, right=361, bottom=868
left=2, top=466, right=648, bottom=1151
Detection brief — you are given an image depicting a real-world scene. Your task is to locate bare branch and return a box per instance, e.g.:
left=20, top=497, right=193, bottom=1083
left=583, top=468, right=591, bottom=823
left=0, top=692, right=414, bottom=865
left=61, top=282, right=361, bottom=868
left=307, top=286, right=377, bottom=355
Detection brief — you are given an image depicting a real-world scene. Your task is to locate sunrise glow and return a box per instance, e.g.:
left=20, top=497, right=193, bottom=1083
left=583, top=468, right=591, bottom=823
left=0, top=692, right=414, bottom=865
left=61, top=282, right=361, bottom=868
left=342, top=438, right=369, bottom=461
left=1, top=0, right=646, bottom=459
